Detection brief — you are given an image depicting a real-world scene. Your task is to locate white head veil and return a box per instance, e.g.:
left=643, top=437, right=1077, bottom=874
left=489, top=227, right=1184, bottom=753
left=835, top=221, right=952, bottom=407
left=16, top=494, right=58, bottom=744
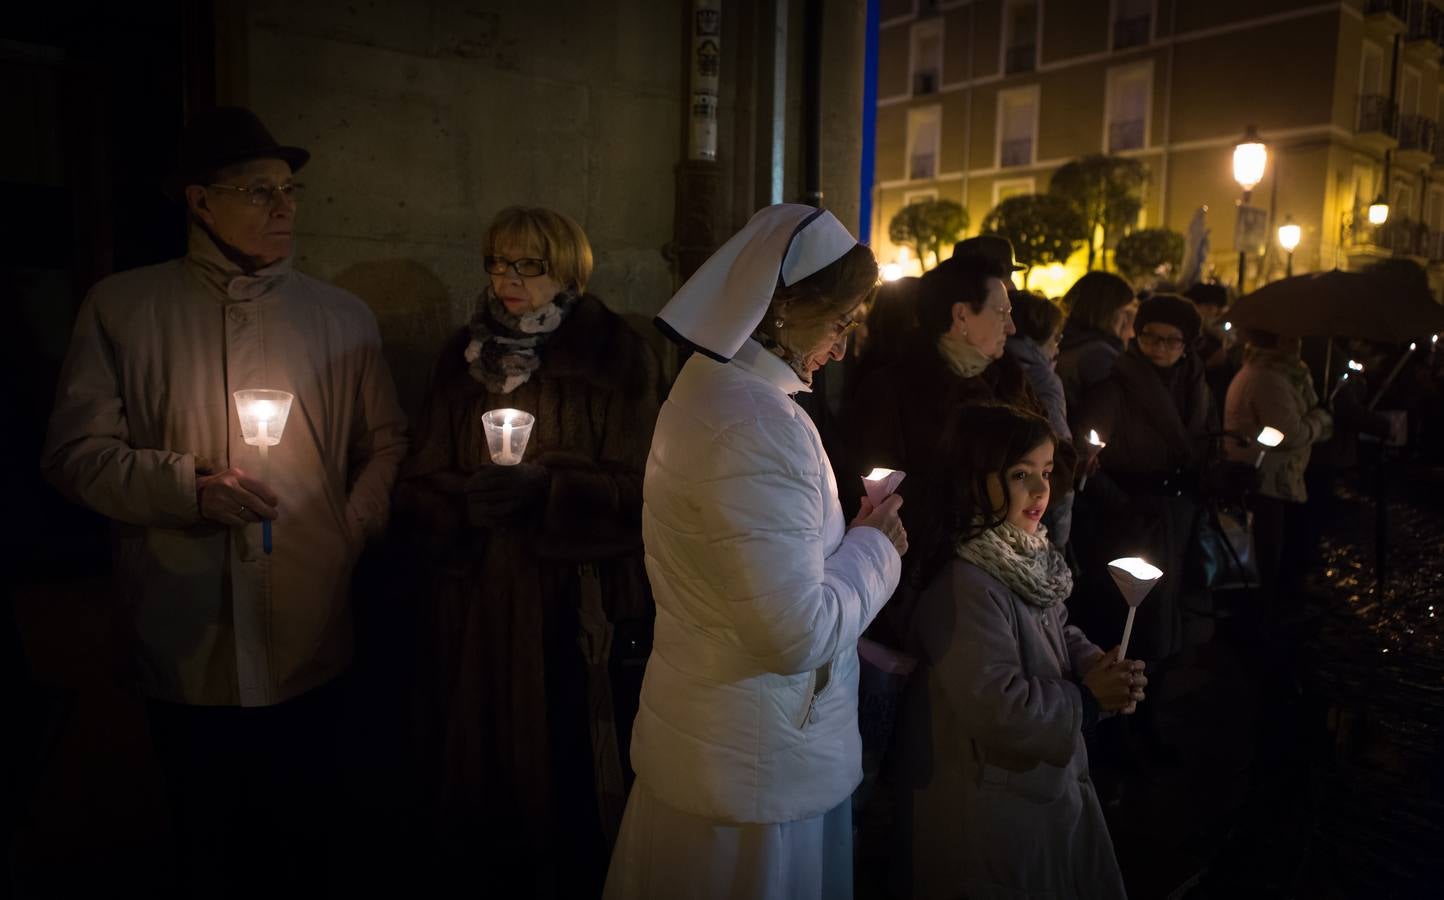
left=655, top=204, right=860, bottom=362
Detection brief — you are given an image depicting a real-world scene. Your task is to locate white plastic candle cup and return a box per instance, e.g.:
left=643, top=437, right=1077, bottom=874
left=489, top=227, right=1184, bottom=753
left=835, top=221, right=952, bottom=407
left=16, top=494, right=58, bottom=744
left=1108, top=557, right=1163, bottom=661
left=862, top=467, right=906, bottom=507
left=482, top=409, right=535, bottom=465
left=233, top=390, right=294, bottom=449
left=1255, top=426, right=1284, bottom=469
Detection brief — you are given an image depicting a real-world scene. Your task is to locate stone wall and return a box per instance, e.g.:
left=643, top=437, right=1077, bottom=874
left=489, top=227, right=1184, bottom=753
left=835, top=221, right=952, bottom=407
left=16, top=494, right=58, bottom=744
left=219, top=0, right=865, bottom=415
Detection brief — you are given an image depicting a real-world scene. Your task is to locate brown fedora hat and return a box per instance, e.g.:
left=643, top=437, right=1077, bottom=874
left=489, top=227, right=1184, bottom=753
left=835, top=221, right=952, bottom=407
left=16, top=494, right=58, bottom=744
left=163, top=107, right=310, bottom=201
left=952, top=234, right=1026, bottom=273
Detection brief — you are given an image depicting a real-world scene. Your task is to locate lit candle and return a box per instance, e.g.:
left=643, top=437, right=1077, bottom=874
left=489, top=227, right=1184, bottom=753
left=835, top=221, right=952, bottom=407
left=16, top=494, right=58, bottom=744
left=482, top=408, right=535, bottom=466
left=862, top=467, right=906, bottom=507
left=1327, top=371, right=1350, bottom=405
left=1255, top=426, right=1284, bottom=468
left=1108, top=556, right=1163, bottom=662
left=1079, top=429, right=1107, bottom=492
left=233, top=390, right=294, bottom=555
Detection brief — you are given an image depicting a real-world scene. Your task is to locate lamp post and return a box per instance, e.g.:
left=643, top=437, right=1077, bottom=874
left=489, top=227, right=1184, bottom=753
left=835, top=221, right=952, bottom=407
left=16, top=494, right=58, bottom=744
left=1277, top=215, right=1300, bottom=278
left=1233, top=125, right=1268, bottom=294
left=1368, top=193, right=1390, bottom=226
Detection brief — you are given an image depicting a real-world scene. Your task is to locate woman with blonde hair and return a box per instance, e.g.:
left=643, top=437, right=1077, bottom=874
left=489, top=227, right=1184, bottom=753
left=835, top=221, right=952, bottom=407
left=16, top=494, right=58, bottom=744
left=605, top=205, right=908, bottom=900
left=398, top=205, right=662, bottom=897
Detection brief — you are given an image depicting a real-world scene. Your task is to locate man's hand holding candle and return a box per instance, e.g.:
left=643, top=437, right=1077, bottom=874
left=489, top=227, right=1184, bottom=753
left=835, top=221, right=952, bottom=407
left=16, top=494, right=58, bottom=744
left=198, top=467, right=279, bottom=527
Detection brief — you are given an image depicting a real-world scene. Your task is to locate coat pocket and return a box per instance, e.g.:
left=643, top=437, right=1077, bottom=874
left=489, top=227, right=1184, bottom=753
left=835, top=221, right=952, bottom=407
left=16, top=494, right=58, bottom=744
left=979, top=761, right=1070, bottom=805
left=794, top=659, right=838, bottom=731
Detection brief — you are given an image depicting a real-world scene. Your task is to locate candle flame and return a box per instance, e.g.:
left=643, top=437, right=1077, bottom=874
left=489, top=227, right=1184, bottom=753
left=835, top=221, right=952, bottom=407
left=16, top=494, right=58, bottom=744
left=1108, top=557, right=1163, bottom=581
left=1223, top=321, right=1232, bottom=331
left=252, top=399, right=277, bottom=421
left=1087, top=429, right=1104, bottom=446
left=1410, top=342, right=1418, bottom=351
left=864, top=467, right=898, bottom=481
left=1347, top=359, right=1364, bottom=372
left=1257, top=426, right=1285, bottom=447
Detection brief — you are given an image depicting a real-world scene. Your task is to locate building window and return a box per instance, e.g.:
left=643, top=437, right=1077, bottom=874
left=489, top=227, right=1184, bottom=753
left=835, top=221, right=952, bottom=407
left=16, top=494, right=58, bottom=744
left=1104, top=62, right=1151, bottom=153
left=1394, top=182, right=1415, bottom=220
left=1003, top=1, right=1039, bottom=75
left=1402, top=66, right=1421, bottom=116
left=911, top=19, right=943, bottom=96
left=907, top=105, right=942, bottom=181
left=1111, top=0, right=1152, bottom=50
left=992, top=177, right=1035, bottom=206
left=997, top=86, right=1039, bottom=168
left=904, top=189, right=939, bottom=206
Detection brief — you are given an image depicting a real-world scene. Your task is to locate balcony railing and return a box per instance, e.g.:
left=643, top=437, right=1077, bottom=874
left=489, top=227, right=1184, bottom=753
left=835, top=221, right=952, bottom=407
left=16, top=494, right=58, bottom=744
left=1406, top=0, right=1440, bottom=41
left=1004, top=44, right=1036, bottom=74
left=1108, top=119, right=1146, bottom=153
left=1399, top=114, right=1437, bottom=154
left=1367, top=0, right=1408, bottom=20
left=909, top=153, right=936, bottom=180
left=1000, top=137, right=1033, bottom=167
left=1358, top=93, right=1400, bottom=137
left=1112, top=14, right=1150, bottom=49
left=1352, top=217, right=1444, bottom=258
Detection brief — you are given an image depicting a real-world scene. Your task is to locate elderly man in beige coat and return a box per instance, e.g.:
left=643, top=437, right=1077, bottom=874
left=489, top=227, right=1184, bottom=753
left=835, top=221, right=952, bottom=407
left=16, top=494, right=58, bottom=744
left=42, top=107, right=407, bottom=894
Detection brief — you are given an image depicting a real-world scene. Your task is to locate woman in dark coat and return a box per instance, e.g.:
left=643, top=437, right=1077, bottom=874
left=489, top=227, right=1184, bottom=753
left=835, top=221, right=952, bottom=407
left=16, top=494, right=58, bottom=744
left=839, top=247, right=1043, bottom=643
left=1057, top=271, right=1138, bottom=420
left=841, top=251, right=1043, bottom=508
left=397, top=205, right=662, bottom=898
left=1073, top=293, right=1211, bottom=757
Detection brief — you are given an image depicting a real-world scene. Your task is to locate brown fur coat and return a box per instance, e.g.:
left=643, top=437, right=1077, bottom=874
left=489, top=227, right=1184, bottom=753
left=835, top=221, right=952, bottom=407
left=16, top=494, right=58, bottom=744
left=397, top=293, right=661, bottom=896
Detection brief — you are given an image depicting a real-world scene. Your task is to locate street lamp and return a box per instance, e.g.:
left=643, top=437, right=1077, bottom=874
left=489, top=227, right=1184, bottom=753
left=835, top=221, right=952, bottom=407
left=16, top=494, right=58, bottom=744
left=1232, top=127, right=1267, bottom=195
left=1277, top=215, right=1300, bottom=277
left=1368, top=193, right=1390, bottom=226
left=1233, top=125, right=1268, bottom=294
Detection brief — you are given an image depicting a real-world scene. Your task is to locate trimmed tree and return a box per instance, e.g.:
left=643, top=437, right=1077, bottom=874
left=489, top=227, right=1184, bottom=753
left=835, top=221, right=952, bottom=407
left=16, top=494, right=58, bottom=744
left=980, top=194, right=1087, bottom=289
left=1048, top=154, right=1149, bottom=271
left=888, top=198, right=969, bottom=270
left=1114, top=227, right=1185, bottom=286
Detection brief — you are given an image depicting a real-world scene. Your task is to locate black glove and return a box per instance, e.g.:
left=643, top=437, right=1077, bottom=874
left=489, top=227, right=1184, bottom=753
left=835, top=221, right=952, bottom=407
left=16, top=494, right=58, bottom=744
left=465, top=463, right=550, bottom=528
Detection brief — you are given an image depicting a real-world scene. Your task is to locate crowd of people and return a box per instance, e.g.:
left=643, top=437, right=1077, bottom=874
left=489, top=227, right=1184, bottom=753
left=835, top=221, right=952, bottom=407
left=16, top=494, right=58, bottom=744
left=38, top=107, right=1432, bottom=899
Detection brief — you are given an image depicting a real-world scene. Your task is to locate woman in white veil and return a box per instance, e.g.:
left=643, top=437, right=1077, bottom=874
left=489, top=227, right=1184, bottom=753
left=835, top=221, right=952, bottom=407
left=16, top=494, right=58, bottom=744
left=604, top=205, right=908, bottom=900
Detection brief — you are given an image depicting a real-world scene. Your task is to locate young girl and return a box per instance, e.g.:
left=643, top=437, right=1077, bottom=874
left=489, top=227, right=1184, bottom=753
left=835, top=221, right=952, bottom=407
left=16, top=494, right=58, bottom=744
left=893, top=405, right=1144, bottom=900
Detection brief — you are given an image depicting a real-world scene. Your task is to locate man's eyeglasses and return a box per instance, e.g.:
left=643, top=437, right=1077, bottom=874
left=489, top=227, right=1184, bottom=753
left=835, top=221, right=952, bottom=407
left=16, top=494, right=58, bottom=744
left=484, top=256, right=550, bottom=278
left=207, top=182, right=304, bottom=207
left=1138, top=331, right=1187, bottom=350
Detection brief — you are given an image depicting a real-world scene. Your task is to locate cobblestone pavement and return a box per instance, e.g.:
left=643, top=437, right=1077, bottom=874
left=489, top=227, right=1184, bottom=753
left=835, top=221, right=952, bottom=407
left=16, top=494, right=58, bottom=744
left=1130, top=464, right=1444, bottom=900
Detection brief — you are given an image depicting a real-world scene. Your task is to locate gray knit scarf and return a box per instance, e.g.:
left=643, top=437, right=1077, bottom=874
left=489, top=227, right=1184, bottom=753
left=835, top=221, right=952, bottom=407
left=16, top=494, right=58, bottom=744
left=956, top=521, right=1074, bottom=608
left=464, top=284, right=579, bottom=394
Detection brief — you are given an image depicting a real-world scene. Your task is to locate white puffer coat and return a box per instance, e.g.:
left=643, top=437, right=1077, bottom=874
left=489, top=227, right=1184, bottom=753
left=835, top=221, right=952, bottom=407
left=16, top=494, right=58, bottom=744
left=629, top=339, right=901, bottom=824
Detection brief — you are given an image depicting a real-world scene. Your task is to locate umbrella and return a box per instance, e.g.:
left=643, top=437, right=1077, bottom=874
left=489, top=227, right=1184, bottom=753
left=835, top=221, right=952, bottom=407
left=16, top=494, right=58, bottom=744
left=1228, top=268, right=1444, bottom=343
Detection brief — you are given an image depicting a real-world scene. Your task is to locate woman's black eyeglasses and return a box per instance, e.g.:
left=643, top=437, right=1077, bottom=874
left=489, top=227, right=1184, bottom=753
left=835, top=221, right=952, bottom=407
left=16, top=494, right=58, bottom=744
left=484, top=256, right=549, bottom=278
